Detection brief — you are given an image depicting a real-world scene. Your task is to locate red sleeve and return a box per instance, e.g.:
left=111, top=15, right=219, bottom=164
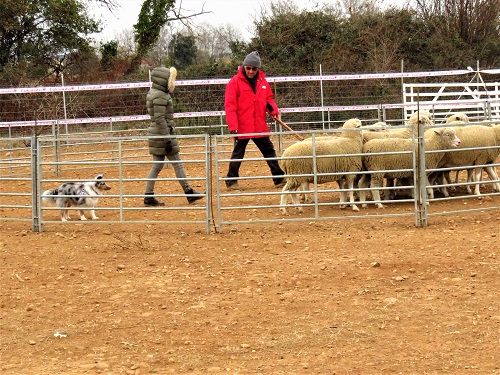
left=265, top=80, right=279, bottom=117
left=224, top=78, right=239, bottom=132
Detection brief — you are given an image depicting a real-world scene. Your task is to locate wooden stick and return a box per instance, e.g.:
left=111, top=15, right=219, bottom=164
left=274, top=117, right=304, bottom=141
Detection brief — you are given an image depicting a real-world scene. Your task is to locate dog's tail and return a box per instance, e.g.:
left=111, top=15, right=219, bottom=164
left=42, top=188, right=58, bottom=205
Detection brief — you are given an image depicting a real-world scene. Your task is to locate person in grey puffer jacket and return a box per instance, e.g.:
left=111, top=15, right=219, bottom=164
left=144, top=66, right=203, bottom=206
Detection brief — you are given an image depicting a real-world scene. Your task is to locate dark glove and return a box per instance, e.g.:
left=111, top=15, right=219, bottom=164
left=229, top=130, right=238, bottom=142
left=165, top=140, right=173, bottom=154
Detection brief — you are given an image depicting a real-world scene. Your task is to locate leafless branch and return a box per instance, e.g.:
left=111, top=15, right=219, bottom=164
left=168, top=0, right=213, bottom=28
left=94, top=0, right=119, bottom=12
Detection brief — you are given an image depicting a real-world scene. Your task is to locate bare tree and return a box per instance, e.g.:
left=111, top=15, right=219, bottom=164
left=148, top=26, right=176, bottom=65
left=195, top=23, right=242, bottom=60
left=341, top=0, right=381, bottom=15
left=94, top=0, right=119, bottom=11
left=414, top=0, right=500, bottom=43
left=115, top=29, right=137, bottom=57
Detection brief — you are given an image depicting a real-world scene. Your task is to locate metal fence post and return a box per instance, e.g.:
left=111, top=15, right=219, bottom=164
left=485, top=101, right=491, bottom=119
left=61, top=73, right=69, bottom=136
left=414, top=101, right=428, bottom=227
left=31, top=135, right=42, bottom=232
left=319, top=64, right=325, bottom=130
left=213, top=135, right=222, bottom=233
left=52, top=120, right=60, bottom=176
left=312, top=134, right=319, bottom=219
left=205, top=133, right=213, bottom=234
left=118, top=140, right=124, bottom=222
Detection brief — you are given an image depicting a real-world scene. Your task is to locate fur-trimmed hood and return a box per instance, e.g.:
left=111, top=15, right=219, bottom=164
left=150, top=66, right=177, bottom=93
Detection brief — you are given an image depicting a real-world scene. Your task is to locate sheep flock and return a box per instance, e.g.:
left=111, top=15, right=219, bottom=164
left=278, top=111, right=500, bottom=214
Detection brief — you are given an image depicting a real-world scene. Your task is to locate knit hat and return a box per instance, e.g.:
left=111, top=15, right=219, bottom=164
left=243, top=51, right=262, bottom=68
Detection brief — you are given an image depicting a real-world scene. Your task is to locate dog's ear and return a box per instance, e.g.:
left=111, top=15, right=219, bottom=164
left=96, top=174, right=104, bottom=180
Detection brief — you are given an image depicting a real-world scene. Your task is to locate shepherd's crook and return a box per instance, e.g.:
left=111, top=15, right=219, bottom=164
left=274, top=117, right=304, bottom=141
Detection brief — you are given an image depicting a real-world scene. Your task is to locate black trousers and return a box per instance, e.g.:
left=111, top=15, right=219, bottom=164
left=226, top=137, right=284, bottom=186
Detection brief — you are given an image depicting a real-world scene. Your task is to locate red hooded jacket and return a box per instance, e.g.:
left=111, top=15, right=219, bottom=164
left=224, top=67, right=279, bottom=139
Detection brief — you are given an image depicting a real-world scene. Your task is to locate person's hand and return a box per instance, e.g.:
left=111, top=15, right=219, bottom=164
left=165, top=140, right=173, bottom=154
left=229, top=130, right=238, bottom=142
left=272, top=112, right=282, bottom=121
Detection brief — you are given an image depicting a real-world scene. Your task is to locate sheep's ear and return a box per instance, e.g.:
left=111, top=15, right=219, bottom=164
left=434, top=128, right=443, bottom=135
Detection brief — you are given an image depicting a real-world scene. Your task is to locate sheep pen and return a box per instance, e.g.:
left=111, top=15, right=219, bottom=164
left=0, top=131, right=499, bottom=374
left=279, top=118, right=363, bottom=214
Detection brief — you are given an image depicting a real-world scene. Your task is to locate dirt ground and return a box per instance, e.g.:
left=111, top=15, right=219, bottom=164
left=1, top=140, right=499, bottom=374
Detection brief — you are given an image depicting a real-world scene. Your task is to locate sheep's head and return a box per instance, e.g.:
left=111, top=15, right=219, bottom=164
left=446, top=112, right=469, bottom=124
left=433, top=127, right=461, bottom=148
left=371, top=121, right=388, bottom=130
left=408, top=110, right=433, bottom=126
left=342, top=118, right=362, bottom=129
left=341, top=118, right=362, bottom=138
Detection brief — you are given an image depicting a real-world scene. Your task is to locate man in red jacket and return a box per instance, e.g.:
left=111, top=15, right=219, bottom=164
left=224, top=51, right=285, bottom=189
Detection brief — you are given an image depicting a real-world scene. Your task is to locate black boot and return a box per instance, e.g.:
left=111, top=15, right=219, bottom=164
left=185, top=188, right=204, bottom=204
left=144, top=192, right=165, bottom=207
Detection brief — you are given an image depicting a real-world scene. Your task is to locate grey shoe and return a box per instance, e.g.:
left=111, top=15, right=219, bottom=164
left=185, top=188, right=203, bottom=204
left=226, top=182, right=241, bottom=191
left=144, top=193, right=165, bottom=207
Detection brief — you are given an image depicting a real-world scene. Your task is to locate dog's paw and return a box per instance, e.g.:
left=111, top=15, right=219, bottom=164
left=91, top=216, right=99, bottom=220
left=79, top=216, right=87, bottom=221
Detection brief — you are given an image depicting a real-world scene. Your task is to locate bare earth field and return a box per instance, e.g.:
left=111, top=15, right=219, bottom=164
left=1, top=203, right=499, bottom=374
left=0, top=140, right=499, bottom=374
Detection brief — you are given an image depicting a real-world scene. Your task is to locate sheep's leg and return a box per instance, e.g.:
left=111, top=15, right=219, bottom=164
left=300, top=181, right=312, bottom=203
left=358, top=174, right=369, bottom=208
left=292, top=187, right=303, bottom=213
left=445, top=170, right=455, bottom=192
left=430, top=171, right=448, bottom=197
left=472, top=167, right=482, bottom=195
left=345, top=175, right=359, bottom=211
left=338, top=179, right=347, bottom=209
left=484, top=166, right=500, bottom=192
left=370, top=174, right=385, bottom=209
left=280, top=183, right=291, bottom=214
left=425, top=175, right=435, bottom=199
left=280, top=182, right=302, bottom=214
left=439, top=172, right=450, bottom=197
left=464, top=168, right=474, bottom=194
left=385, top=177, right=395, bottom=200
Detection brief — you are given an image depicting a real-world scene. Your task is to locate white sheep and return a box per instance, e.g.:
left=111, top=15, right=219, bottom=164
left=362, top=110, right=433, bottom=142
left=279, top=118, right=363, bottom=214
left=440, top=116, right=500, bottom=195
left=359, top=127, right=461, bottom=208
left=359, top=110, right=434, bottom=200
left=297, top=121, right=388, bottom=202
left=445, top=112, right=469, bottom=123
left=439, top=112, right=470, bottom=191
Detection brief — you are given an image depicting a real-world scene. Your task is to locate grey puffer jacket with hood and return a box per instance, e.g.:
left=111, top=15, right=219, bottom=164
left=146, top=66, right=179, bottom=156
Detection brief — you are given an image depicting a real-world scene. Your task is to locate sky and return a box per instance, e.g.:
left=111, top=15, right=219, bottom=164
left=90, top=0, right=352, bottom=42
